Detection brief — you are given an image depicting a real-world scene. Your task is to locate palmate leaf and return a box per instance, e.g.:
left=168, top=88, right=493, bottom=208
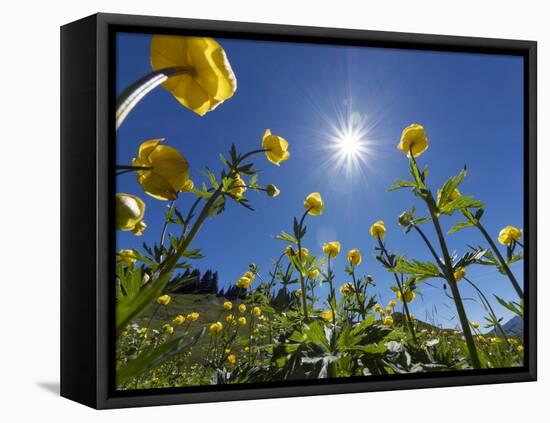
left=494, top=295, right=523, bottom=318
left=448, top=221, right=476, bottom=234
left=439, top=196, right=485, bottom=215
left=453, top=248, right=487, bottom=269
left=117, top=327, right=205, bottom=385
left=116, top=264, right=175, bottom=332
left=275, top=231, right=298, bottom=244
left=389, top=179, right=418, bottom=191
left=438, top=167, right=466, bottom=208
left=391, top=257, right=441, bottom=279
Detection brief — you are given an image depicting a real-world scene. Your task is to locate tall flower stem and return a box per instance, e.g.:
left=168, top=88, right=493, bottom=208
left=376, top=238, right=417, bottom=343
left=296, top=209, right=311, bottom=321
left=116, top=66, right=193, bottom=130
left=474, top=222, right=523, bottom=299
left=409, top=152, right=481, bottom=369
left=158, top=200, right=176, bottom=263
left=349, top=266, right=366, bottom=320
left=326, top=257, right=336, bottom=324
left=431, top=211, right=480, bottom=368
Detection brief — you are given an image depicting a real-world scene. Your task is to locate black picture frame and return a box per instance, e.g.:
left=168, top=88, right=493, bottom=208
left=61, top=12, right=537, bottom=409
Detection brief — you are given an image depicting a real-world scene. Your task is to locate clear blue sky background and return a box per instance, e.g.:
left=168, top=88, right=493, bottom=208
left=116, top=32, right=524, bottom=329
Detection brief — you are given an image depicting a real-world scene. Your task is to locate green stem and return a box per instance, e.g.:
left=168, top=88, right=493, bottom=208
left=296, top=209, right=310, bottom=321
left=377, top=238, right=417, bottom=343
left=475, top=222, right=523, bottom=299
left=327, top=257, right=336, bottom=324
left=409, top=151, right=481, bottom=369
left=428, top=204, right=481, bottom=368
left=350, top=266, right=366, bottom=320
left=158, top=200, right=175, bottom=263
left=116, top=66, right=193, bottom=130
left=413, top=226, right=445, bottom=271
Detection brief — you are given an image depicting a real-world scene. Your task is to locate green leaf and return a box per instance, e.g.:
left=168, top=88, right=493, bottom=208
left=117, top=328, right=205, bottom=384
left=275, top=231, right=297, bottom=244
left=438, top=167, right=466, bottom=208
left=439, top=196, right=485, bottom=215
left=494, top=295, right=523, bottom=318
left=391, top=257, right=441, bottom=279
left=448, top=221, right=475, bottom=234
left=389, top=179, right=418, bottom=191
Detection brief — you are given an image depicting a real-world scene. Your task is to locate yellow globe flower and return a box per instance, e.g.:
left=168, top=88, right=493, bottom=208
left=322, top=241, right=341, bottom=259
left=223, top=301, right=233, bottom=310
left=236, top=276, right=252, bottom=289
left=454, top=267, right=466, bottom=282
left=227, top=354, right=237, bottom=364
left=397, top=123, right=429, bottom=158
left=116, top=193, right=146, bottom=234
left=383, top=316, right=394, bottom=326
left=517, top=345, right=524, bottom=353
left=209, top=321, right=223, bottom=335
left=266, top=184, right=281, bottom=197
left=224, top=348, right=231, bottom=354
left=238, top=304, right=247, bottom=313
left=498, top=225, right=523, bottom=246
left=228, top=174, right=247, bottom=197
left=385, top=306, right=393, bottom=314
left=116, top=249, right=137, bottom=266
left=187, top=312, right=200, bottom=321
left=339, top=283, right=354, bottom=295
left=388, top=300, right=397, bottom=308
left=397, top=290, right=415, bottom=303
left=252, top=306, right=262, bottom=317
left=238, top=316, right=247, bottom=326
left=226, top=314, right=236, bottom=325
left=156, top=294, right=171, bottom=305
left=132, top=138, right=191, bottom=201
left=304, top=192, right=324, bottom=216
left=321, top=310, right=333, bottom=322
left=262, top=129, right=290, bottom=165
left=347, top=249, right=362, bottom=266
left=173, top=315, right=185, bottom=325
left=471, top=321, right=479, bottom=329
left=150, top=35, right=236, bottom=116
left=307, top=268, right=320, bottom=279
left=374, top=303, right=382, bottom=312
left=294, top=289, right=303, bottom=298
left=243, top=271, right=255, bottom=282
left=243, top=346, right=250, bottom=353
left=163, top=324, right=174, bottom=334
left=370, top=221, right=386, bottom=239
left=295, top=247, right=309, bottom=263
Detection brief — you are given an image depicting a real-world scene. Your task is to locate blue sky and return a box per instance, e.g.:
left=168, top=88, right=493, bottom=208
left=116, top=32, right=524, bottom=329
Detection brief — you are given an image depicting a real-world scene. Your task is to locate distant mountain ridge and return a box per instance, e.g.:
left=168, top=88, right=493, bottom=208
left=486, top=315, right=523, bottom=337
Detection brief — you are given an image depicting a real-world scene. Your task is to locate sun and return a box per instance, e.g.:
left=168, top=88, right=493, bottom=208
left=327, top=113, right=372, bottom=180
left=336, top=131, right=362, bottom=157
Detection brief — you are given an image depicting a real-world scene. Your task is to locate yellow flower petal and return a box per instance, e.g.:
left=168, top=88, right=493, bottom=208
left=262, top=129, right=290, bottom=166
left=115, top=193, right=146, bottom=231
left=397, top=123, right=429, bottom=158
left=150, top=35, right=237, bottom=116
left=304, top=192, right=324, bottom=216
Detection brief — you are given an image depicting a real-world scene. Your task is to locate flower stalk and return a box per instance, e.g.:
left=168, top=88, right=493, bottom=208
left=116, top=66, right=193, bottom=130
left=376, top=237, right=417, bottom=343
left=408, top=150, right=481, bottom=369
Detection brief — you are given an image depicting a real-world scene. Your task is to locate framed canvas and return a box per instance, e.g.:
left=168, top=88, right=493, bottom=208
left=60, top=13, right=537, bottom=409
